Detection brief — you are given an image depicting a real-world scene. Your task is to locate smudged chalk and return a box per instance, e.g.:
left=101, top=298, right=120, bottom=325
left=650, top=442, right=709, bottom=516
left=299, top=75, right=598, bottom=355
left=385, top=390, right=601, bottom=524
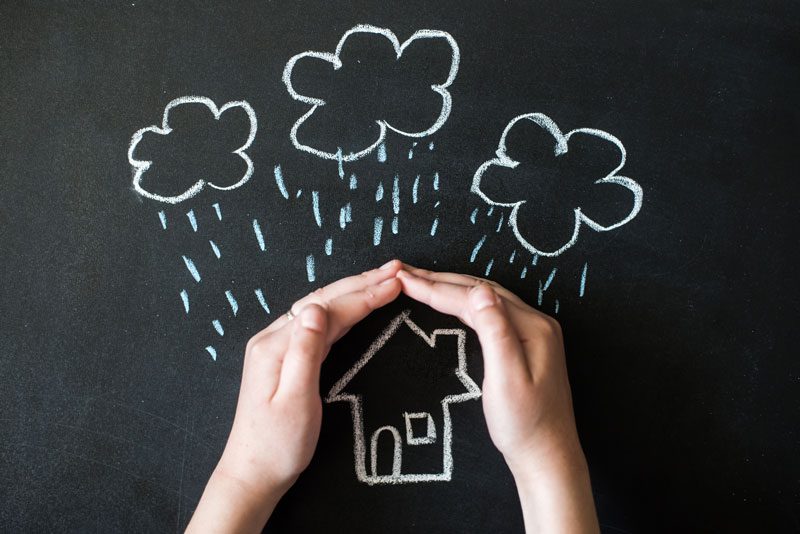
left=158, top=211, right=167, bottom=229
left=205, top=346, right=217, bottom=361
left=579, top=262, right=588, bottom=297
left=209, top=240, right=221, bottom=259
left=373, top=217, right=384, bottom=246
left=252, top=219, right=266, bottom=251
left=254, top=288, right=270, bottom=314
left=306, top=254, right=315, bottom=282
left=212, top=202, right=222, bottom=220
left=225, top=290, right=239, bottom=316
left=470, top=235, right=487, bottom=263
left=274, top=165, right=289, bottom=199
left=187, top=209, right=197, bottom=232
left=212, top=319, right=224, bottom=336
left=312, top=191, right=322, bottom=227
left=182, top=255, right=201, bottom=283
left=179, top=289, right=189, bottom=313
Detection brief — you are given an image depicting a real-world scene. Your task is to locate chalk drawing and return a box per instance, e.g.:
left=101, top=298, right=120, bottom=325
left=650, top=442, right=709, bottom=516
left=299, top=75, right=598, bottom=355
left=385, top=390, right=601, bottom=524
left=349, top=174, right=358, bottom=190
left=429, top=141, right=434, bottom=151
left=485, top=258, right=494, bottom=277
left=579, top=262, right=588, bottom=297
left=434, top=200, right=441, bottom=208
left=212, top=202, right=222, bottom=220
left=306, top=255, right=316, bottom=283
left=373, top=217, right=384, bottom=246
left=184, top=211, right=196, bottom=233
left=205, top=346, right=217, bottom=361
left=252, top=218, right=266, bottom=251
left=471, top=112, right=643, bottom=257
left=209, top=240, right=221, bottom=259
left=408, top=147, right=414, bottom=160
left=404, top=412, right=436, bottom=445
left=469, top=207, right=478, bottom=224
left=312, top=191, right=322, bottom=227
left=496, top=213, right=504, bottom=233
left=554, top=300, right=560, bottom=314
left=129, top=96, right=257, bottom=204
left=326, top=310, right=481, bottom=485
left=274, top=165, right=289, bottom=199
left=412, top=175, right=420, bottom=204
left=520, top=266, right=528, bottom=279
left=346, top=203, right=353, bottom=223
left=179, top=290, right=189, bottom=314
left=378, top=143, right=387, bottom=163
left=392, top=216, right=399, bottom=235
left=339, top=206, right=347, bottom=229
left=254, top=288, right=270, bottom=314
left=325, top=238, right=333, bottom=256
left=470, top=235, right=487, bottom=263
left=543, top=267, right=557, bottom=291
left=182, top=255, right=201, bottom=283
left=392, top=175, right=400, bottom=215
left=430, top=218, right=439, bottom=236
left=337, top=148, right=345, bottom=178
left=225, top=290, right=239, bottom=316
left=282, top=25, right=459, bottom=161
left=158, top=211, right=167, bottom=229
left=487, top=206, right=494, bottom=217
left=212, top=319, right=224, bottom=336
left=433, top=172, right=439, bottom=191
left=509, top=249, right=517, bottom=264
left=296, top=189, right=302, bottom=198
left=376, top=182, right=384, bottom=202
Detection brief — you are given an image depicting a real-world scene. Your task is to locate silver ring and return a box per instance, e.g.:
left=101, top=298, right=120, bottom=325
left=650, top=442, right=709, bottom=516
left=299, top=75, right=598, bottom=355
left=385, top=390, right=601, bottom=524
left=285, top=309, right=295, bottom=321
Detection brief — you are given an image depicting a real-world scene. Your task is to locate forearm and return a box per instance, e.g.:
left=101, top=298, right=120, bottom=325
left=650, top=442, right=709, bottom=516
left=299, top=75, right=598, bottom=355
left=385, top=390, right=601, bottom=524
left=509, top=450, right=599, bottom=534
left=185, top=468, right=285, bottom=534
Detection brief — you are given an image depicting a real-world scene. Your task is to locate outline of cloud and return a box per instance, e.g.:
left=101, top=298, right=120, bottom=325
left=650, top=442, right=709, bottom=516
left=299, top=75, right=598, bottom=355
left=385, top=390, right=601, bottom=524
left=472, top=113, right=643, bottom=257
left=282, top=24, right=460, bottom=162
left=128, top=96, right=258, bottom=204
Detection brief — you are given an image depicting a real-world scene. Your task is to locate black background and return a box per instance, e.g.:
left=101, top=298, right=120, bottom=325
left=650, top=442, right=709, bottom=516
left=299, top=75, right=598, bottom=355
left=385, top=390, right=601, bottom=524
left=1, top=1, right=798, bottom=532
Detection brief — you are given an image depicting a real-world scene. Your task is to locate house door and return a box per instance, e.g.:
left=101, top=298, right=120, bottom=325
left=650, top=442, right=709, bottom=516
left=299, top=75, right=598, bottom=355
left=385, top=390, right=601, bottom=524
left=370, top=425, right=402, bottom=477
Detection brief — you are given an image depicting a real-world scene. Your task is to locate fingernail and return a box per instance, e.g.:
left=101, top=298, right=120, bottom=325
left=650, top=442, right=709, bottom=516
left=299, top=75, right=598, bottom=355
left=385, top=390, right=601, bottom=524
left=396, top=269, right=413, bottom=279
left=470, top=286, right=499, bottom=311
left=380, top=259, right=397, bottom=270
left=300, top=308, right=325, bottom=332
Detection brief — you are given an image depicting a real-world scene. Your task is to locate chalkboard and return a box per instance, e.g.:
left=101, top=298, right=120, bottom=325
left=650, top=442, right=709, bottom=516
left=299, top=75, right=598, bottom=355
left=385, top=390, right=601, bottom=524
left=1, top=1, right=798, bottom=532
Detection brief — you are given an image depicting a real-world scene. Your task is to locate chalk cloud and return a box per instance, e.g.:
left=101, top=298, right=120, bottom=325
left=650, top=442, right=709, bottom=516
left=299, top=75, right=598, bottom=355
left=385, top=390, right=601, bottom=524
left=128, top=96, right=257, bottom=204
left=471, top=113, right=643, bottom=257
left=282, top=24, right=459, bottom=161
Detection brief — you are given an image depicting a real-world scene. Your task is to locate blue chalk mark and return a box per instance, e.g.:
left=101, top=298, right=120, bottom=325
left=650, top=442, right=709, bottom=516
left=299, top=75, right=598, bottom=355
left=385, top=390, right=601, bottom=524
left=225, top=290, right=239, bottom=316
left=187, top=209, right=197, bottom=232
left=325, top=237, right=333, bottom=256
left=274, top=165, right=289, bottom=199
left=509, top=249, right=516, bottom=264
left=537, top=281, right=544, bottom=306
left=306, top=254, right=315, bottom=282
left=412, top=175, right=420, bottom=204
left=158, top=211, right=167, bottom=229
left=377, top=142, right=387, bottom=163
left=345, top=203, right=352, bottom=222
left=408, top=147, right=414, bottom=159
left=336, top=147, right=344, bottom=178
left=373, top=217, right=383, bottom=246
left=212, top=319, right=224, bottom=336
left=470, top=207, right=479, bottom=224
left=487, top=206, right=494, bottom=216
left=392, top=175, right=400, bottom=214
left=554, top=299, right=560, bottom=314
left=485, top=258, right=494, bottom=277
left=375, top=182, right=384, bottom=202
left=496, top=213, right=504, bottom=233
left=430, top=217, right=439, bottom=236
left=520, top=266, right=528, bottom=279
left=470, top=235, right=487, bottom=263
left=434, top=200, right=441, bottom=208
left=179, top=289, right=189, bottom=314
left=392, top=216, right=399, bottom=235
left=312, top=191, right=322, bottom=227
left=205, top=346, right=217, bottom=361
left=254, top=288, right=270, bottom=314
left=543, top=268, right=557, bottom=291
left=580, top=262, right=588, bottom=297
left=349, top=174, right=358, bottom=190
left=252, top=219, right=265, bottom=251
left=433, top=172, right=439, bottom=191
left=532, top=254, right=539, bottom=266
left=296, top=189, right=302, bottom=198
left=428, top=141, right=434, bottom=151
left=209, top=240, right=221, bottom=259
left=182, top=255, right=201, bottom=283
left=212, top=202, right=222, bottom=220
left=339, top=206, right=347, bottom=229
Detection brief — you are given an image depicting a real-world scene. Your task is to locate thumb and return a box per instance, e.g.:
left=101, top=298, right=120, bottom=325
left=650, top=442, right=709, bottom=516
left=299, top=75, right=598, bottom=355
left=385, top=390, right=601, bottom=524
left=278, top=304, right=329, bottom=396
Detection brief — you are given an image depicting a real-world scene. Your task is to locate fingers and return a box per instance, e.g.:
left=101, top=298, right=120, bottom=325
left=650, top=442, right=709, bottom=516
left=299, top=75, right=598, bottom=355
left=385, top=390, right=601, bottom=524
left=278, top=304, right=329, bottom=396
left=322, top=277, right=402, bottom=344
left=396, top=270, right=474, bottom=327
left=401, top=263, right=528, bottom=308
left=466, top=285, right=530, bottom=383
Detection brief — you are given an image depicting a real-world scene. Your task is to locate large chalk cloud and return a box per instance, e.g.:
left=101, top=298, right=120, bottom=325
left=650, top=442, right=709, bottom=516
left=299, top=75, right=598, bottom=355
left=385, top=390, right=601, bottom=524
left=472, top=113, right=643, bottom=257
left=282, top=24, right=459, bottom=161
left=129, top=96, right=257, bottom=204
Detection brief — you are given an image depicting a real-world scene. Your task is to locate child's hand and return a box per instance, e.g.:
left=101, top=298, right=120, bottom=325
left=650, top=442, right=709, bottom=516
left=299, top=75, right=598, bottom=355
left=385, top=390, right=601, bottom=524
left=187, top=261, right=402, bottom=533
left=397, top=266, right=599, bottom=533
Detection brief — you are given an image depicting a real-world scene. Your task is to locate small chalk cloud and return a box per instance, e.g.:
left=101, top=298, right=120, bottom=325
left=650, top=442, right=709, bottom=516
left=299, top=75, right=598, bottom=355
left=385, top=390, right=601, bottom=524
left=472, top=113, right=643, bottom=257
left=282, top=24, right=459, bottom=161
left=129, top=96, right=257, bottom=204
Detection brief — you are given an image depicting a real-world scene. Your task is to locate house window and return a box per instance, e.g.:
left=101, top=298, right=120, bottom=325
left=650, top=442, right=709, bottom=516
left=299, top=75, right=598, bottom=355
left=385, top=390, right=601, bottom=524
left=404, top=412, right=436, bottom=445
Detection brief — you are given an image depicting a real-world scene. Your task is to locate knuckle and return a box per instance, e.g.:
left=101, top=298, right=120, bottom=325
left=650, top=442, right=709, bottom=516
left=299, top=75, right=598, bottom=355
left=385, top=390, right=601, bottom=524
left=246, top=336, right=273, bottom=358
